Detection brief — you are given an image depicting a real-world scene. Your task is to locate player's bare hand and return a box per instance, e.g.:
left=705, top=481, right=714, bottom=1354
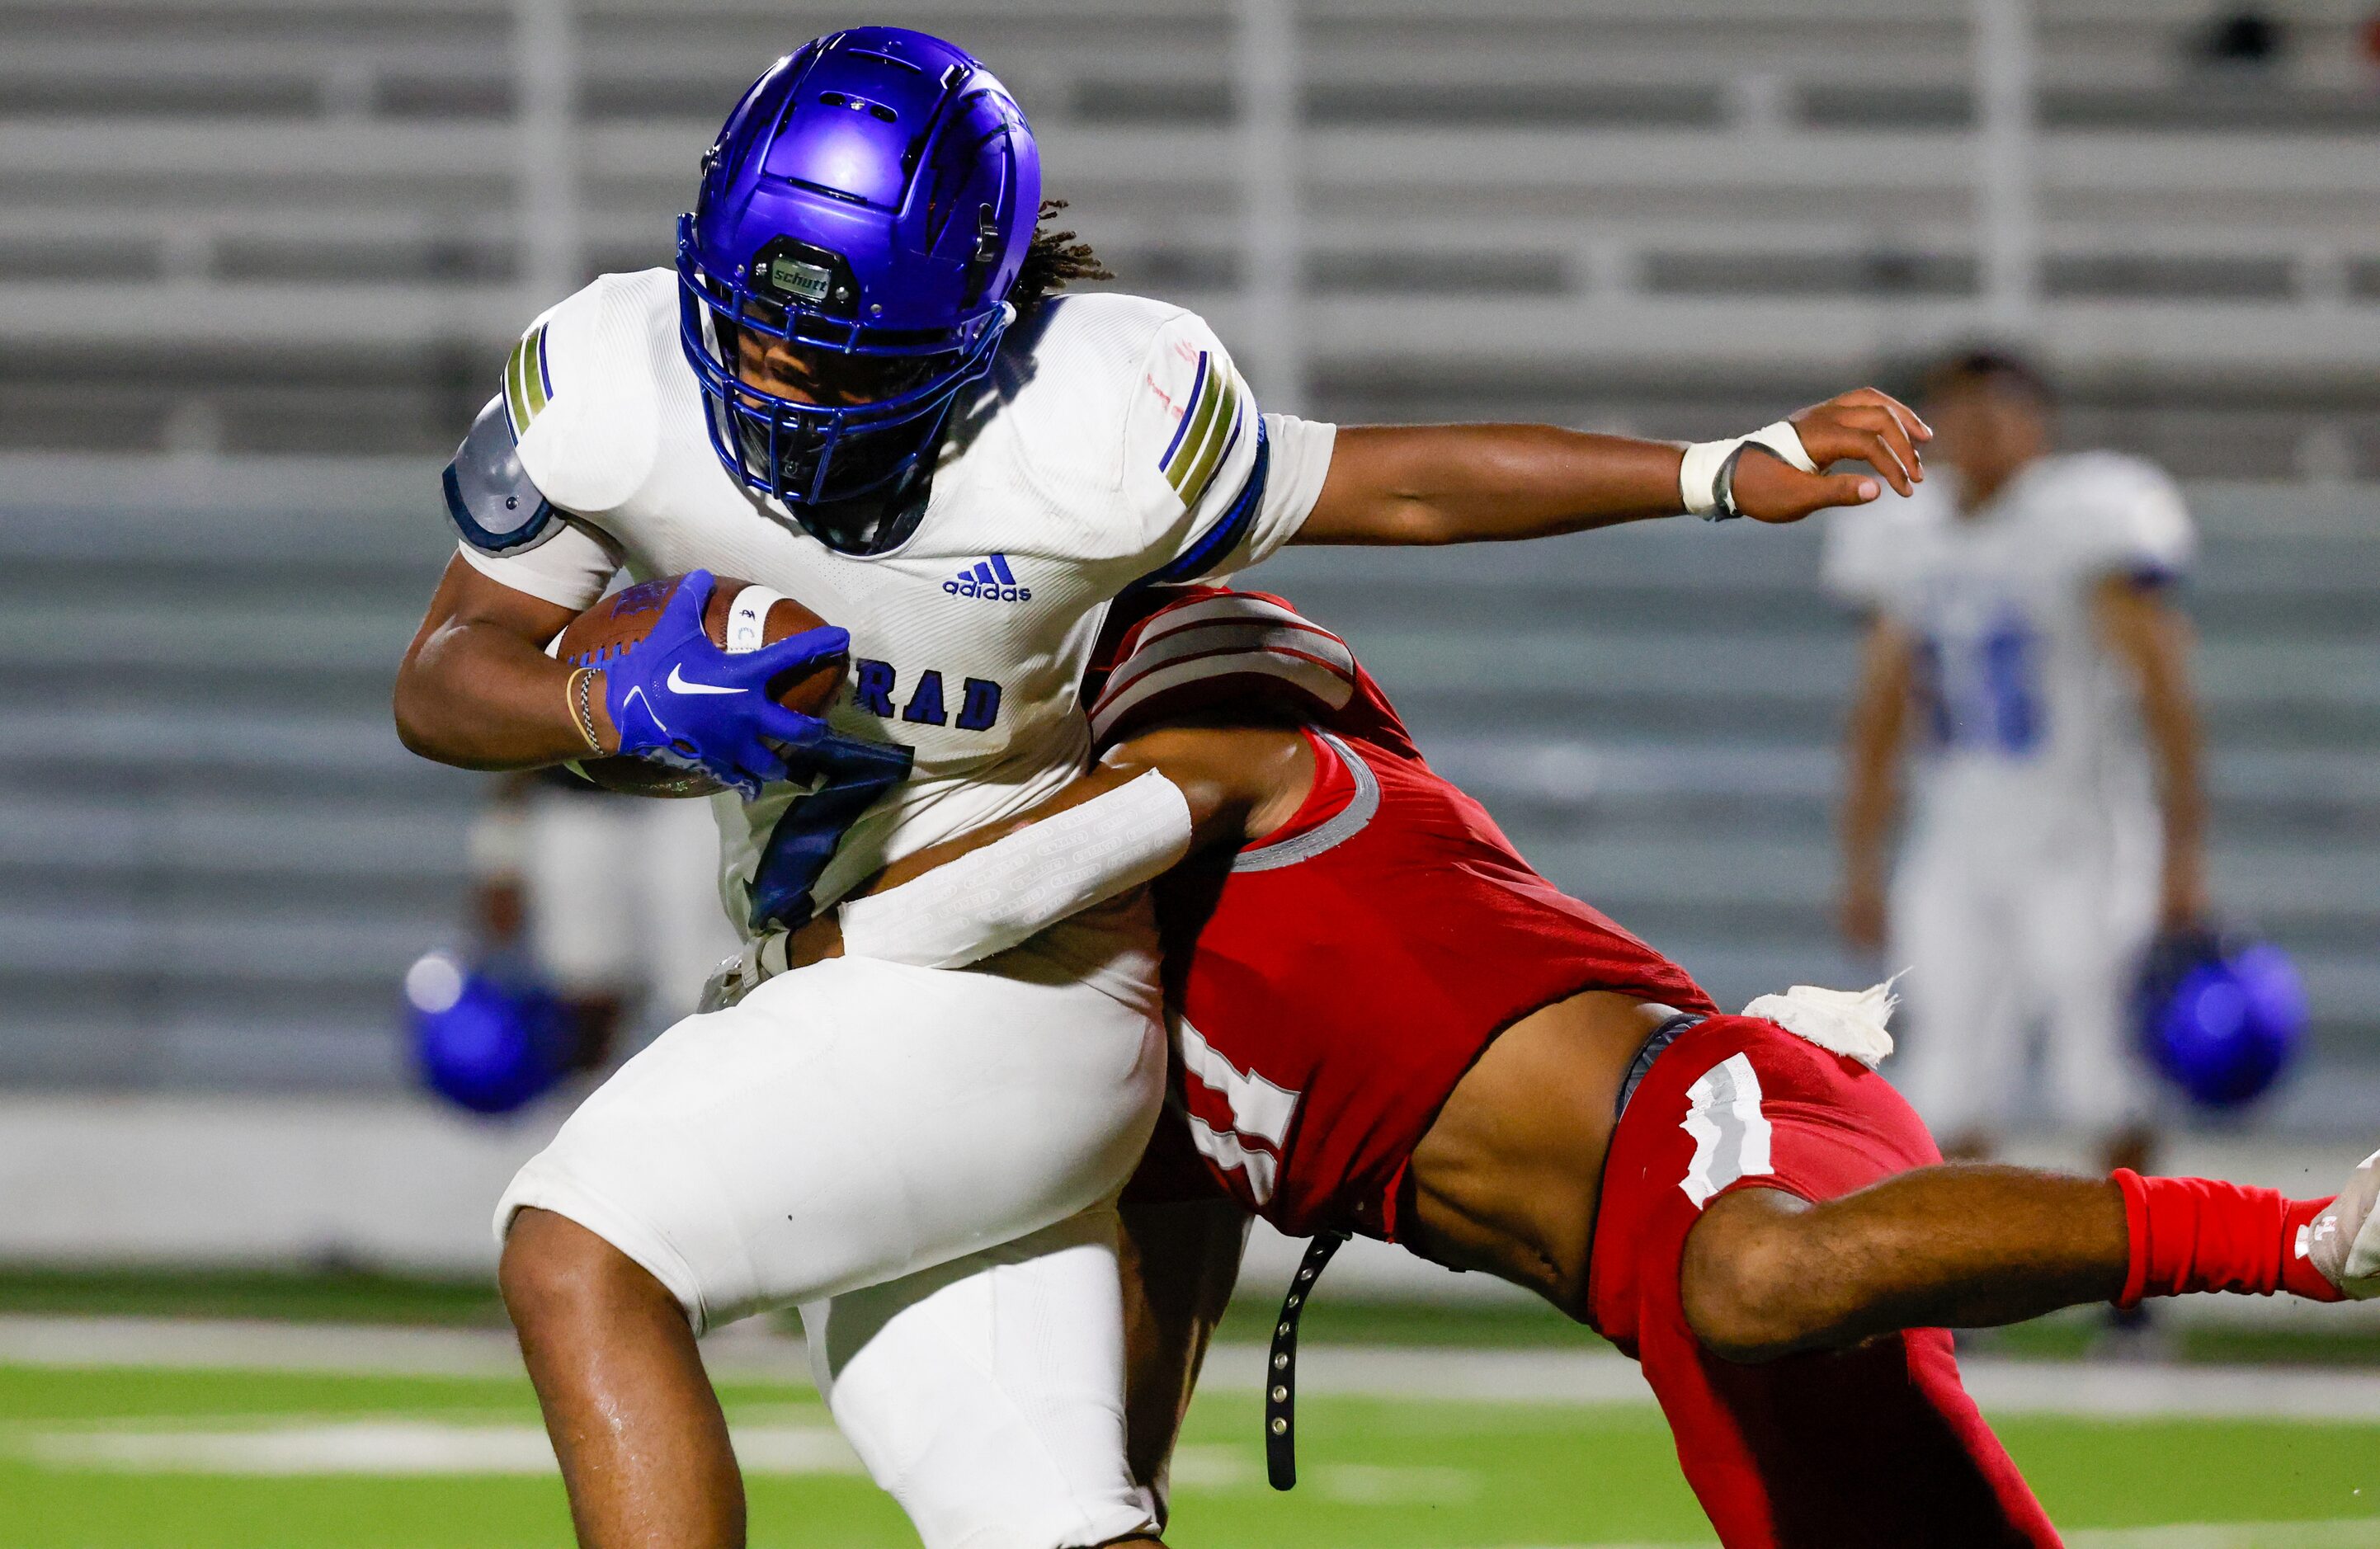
left=1732, top=388, right=1932, bottom=524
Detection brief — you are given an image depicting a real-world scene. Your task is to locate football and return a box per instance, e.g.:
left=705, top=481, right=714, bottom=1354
left=554, top=573, right=846, bottom=797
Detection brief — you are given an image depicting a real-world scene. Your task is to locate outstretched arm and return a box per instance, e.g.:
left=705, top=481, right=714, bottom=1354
left=1294, top=388, right=1930, bottom=545
left=1679, top=1156, right=2359, bottom=1365
left=878, top=723, right=1312, bottom=895
left=756, top=723, right=1314, bottom=978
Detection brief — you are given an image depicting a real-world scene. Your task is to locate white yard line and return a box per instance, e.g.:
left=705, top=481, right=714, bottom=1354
left=1958, top=1359, right=2380, bottom=1423
left=8, top=1417, right=864, bottom=1477
left=5, top=1417, right=1451, bottom=1503
left=1200, top=1340, right=1657, bottom=1405
left=0, top=1313, right=810, bottom=1380
left=7, top=1319, right=2377, bottom=1542
left=0, top=1315, right=525, bottom=1377
left=10, top=1316, right=2380, bottom=1423
left=1210, top=1341, right=2380, bottom=1423
left=2061, top=1523, right=2380, bottom=1548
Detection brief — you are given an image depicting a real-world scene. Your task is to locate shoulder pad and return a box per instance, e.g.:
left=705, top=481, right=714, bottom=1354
left=1088, top=587, right=1356, bottom=746
left=981, top=292, right=1171, bottom=481
left=442, top=394, right=559, bottom=554
left=1137, top=309, right=1248, bottom=512
left=2040, top=450, right=2180, bottom=509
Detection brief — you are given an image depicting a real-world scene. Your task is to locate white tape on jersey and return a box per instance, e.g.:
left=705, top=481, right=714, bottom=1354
left=1740, top=979, right=1898, bottom=1069
left=1680, top=420, right=1819, bottom=519
left=838, top=770, right=1195, bottom=971
left=725, top=585, right=789, bottom=654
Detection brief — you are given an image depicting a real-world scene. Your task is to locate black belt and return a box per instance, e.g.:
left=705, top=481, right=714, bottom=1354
left=1261, top=1006, right=1704, bottom=1490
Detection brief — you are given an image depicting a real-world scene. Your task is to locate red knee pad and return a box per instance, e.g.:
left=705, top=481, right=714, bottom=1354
left=2113, top=1169, right=2342, bottom=1307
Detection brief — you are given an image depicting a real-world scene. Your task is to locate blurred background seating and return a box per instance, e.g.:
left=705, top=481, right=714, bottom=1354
left=1, top=0, right=2374, bottom=1133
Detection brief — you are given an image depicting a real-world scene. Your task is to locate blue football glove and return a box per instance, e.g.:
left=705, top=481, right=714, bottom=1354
left=599, top=569, right=850, bottom=798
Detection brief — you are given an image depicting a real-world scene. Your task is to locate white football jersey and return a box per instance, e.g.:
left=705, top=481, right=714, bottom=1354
left=1822, top=452, right=2195, bottom=845
left=449, top=270, right=1337, bottom=932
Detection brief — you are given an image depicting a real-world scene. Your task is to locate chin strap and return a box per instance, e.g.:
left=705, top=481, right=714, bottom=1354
left=1265, top=1229, right=1350, bottom=1491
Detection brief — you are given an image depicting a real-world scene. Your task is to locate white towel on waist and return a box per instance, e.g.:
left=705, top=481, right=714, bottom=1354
left=1741, top=979, right=1900, bottom=1070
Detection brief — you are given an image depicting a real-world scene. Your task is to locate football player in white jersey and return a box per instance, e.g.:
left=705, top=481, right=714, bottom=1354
left=1827, top=350, right=2208, bottom=1174
left=390, top=27, right=1930, bottom=1549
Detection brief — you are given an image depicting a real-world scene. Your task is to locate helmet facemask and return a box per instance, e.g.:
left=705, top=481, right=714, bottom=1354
left=678, top=219, right=1010, bottom=553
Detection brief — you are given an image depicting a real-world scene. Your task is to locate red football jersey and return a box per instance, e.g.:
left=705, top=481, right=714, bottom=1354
left=1090, top=586, right=1713, bottom=1237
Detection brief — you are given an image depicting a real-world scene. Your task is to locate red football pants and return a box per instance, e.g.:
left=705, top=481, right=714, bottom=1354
left=1586, top=1015, right=2060, bottom=1548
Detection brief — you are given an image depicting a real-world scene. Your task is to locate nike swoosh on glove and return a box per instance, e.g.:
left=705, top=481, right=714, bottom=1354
left=600, top=569, right=850, bottom=798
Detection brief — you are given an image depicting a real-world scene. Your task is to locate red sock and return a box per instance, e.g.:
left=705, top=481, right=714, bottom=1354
left=2113, top=1170, right=2342, bottom=1307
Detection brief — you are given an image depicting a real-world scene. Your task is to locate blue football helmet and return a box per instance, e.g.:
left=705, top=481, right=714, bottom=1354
left=2135, top=928, right=2307, bottom=1109
left=678, top=27, right=1041, bottom=553
left=404, top=951, right=572, bottom=1116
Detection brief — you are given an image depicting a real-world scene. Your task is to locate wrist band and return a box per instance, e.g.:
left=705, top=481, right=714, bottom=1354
left=1680, top=420, right=1820, bottom=520
left=568, top=667, right=606, bottom=756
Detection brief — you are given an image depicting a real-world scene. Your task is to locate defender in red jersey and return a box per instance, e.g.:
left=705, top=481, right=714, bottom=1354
left=764, top=587, right=2371, bottom=1549
left=1087, top=587, right=1711, bottom=1241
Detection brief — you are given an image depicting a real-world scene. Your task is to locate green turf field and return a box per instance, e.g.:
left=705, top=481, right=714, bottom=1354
left=12, top=1264, right=2380, bottom=1363
left=7, top=1358, right=2380, bottom=1548
left=7, top=1272, right=2380, bottom=1546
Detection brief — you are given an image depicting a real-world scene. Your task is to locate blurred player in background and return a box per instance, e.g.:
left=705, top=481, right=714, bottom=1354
left=1826, top=350, right=2208, bottom=1176
left=470, top=769, right=738, bottom=1062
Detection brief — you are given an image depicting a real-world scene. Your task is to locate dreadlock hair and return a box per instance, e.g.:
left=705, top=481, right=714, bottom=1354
left=1009, top=199, right=1113, bottom=325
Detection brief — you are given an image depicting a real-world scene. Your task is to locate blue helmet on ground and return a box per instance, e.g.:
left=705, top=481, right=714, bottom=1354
left=404, top=951, right=573, bottom=1116
left=2135, top=929, right=2307, bottom=1109
left=677, top=27, right=1041, bottom=552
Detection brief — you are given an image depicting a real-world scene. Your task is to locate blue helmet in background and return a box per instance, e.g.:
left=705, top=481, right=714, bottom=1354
left=404, top=951, right=573, bottom=1116
left=678, top=27, right=1042, bottom=552
left=2136, top=929, right=2307, bottom=1109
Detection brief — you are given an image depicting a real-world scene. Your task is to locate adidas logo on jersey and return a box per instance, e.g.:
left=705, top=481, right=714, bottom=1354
left=944, top=553, right=1031, bottom=602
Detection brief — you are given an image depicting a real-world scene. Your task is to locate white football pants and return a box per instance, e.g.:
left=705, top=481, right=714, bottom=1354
left=495, top=920, right=1168, bottom=1547
left=803, top=1208, right=1164, bottom=1549
left=1888, top=807, right=2160, bottom=1140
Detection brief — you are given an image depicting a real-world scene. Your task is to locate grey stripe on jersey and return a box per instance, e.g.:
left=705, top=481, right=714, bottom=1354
left=1231, top=732, right=1381, bottom=873
left=1679, top=1053, right=1774, bottom=1208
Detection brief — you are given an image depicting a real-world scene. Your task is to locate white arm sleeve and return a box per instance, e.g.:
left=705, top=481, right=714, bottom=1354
left=837, top=770, right=1195, bottom=971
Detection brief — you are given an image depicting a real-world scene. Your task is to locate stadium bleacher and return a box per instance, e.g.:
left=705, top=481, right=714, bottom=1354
left=8, top=0, right=2380, bottom=465
left=2, top=0, right=2375, bottom=1125
left=3, top=461, right=2373, bottom=1129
